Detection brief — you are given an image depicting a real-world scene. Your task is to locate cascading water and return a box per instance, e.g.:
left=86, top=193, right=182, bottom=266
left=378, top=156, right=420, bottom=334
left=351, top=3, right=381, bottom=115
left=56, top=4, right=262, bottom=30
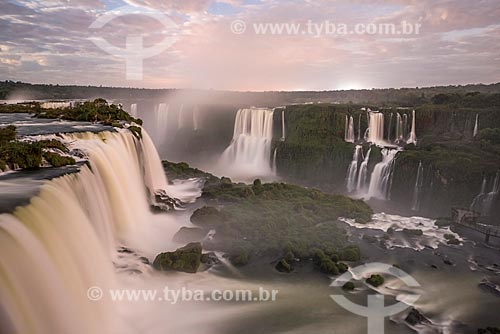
left=344, top=115, right=355, bottom=143
left=0, top=128, right=171, bottom=334
left=366, top=111, right=384, bottom=146
left=154, top=103, right=170, bottom=149
left=367, top=149, right=398, bottom=200
left=473, top=114, right=479, bottom=137
left=281, top=110, right=286, bottom=141
left=411, top=161, right=424, bottom=211
left=346, top=145, right=362, bottom=192
left=130, top=103, right=138, bottom=118
left=407, top=110, right=417, bottom=145
left=395, top=113, right=403, bottom=142
left=402, top=114, right=408, bottom=140
left=471, top=173, right=500, bottom=216
left=272, top=148, right=278, bottom=174
left=356, top=147, right=371, bottom=192
left=218, top=108, right=275, bottom=180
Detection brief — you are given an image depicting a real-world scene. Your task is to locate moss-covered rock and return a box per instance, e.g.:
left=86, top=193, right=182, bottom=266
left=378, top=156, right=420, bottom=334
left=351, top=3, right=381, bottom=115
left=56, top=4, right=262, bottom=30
left=153, top=242, right=202, bottom=273
left=342, top=282, right=355, bottom=291
left=366, top=274, right=385, bottom=287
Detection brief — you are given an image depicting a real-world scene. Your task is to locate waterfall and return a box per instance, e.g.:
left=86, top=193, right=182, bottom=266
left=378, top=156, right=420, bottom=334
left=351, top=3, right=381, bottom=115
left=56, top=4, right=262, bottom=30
left=395, top=113, right=403, bottom=142
left=473, top=114, right=479, bottom=137
left=411, top=161, right=424, bottom=211
left=219, top=108, right=275, bottom=180
left=192, top=105, right=200, bottom=131
left=177, top=104, right=187, bottom=129
left=356, top=147, right=371, bottom=192
left=366, top=111, right=384, bottom=145
left=367, top=149, right=398, bottom=200
left=470, top=177, right=488, bottom=211
left=344, top=115, right=355, bottom=143
left=483, top=173, right=500, bottom=215
left=281, top=110, right=286, bottom=141
left=402, top=114, right=408, bottom=140
left=154, top=103, right=169, bottom=148
left=346, top=145, right=362, bottom=192
left=130, top=103, right=138, bottom=118
left=0, top=128, right=170, bottom=333
left=407, top=110, right=417, bottom=145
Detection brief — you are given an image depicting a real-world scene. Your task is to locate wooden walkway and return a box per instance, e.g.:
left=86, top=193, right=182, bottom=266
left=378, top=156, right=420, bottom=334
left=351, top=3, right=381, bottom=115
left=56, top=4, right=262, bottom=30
left=451, top=207, right=500, bottom=244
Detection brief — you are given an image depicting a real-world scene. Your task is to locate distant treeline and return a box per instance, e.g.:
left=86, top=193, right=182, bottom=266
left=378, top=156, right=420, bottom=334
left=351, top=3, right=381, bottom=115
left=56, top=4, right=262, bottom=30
left=1, top=80, right=500, bottom=107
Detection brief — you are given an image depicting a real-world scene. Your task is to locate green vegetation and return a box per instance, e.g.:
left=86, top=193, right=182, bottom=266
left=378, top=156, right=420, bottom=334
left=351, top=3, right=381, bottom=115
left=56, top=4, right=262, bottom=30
left=153, top=242, right=202, bottom=274
left=342, top=282, right=355, bottom=291
left=0, top=98, right=142, bottom=126
left=0, top=126, right=75, bottom=171
left=366, top=274, right=385, bottom=287
left=188, top=175, right=371, bottom=271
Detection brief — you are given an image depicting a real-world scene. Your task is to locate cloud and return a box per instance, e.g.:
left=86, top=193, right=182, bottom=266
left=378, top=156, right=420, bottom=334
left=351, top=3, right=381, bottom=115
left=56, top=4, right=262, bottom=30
left=0, top=0, right=499, bottom=90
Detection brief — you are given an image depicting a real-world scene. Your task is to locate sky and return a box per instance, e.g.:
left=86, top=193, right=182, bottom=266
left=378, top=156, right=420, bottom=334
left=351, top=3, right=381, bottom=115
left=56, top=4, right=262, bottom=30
left=0, top=0, right=499, bottom=91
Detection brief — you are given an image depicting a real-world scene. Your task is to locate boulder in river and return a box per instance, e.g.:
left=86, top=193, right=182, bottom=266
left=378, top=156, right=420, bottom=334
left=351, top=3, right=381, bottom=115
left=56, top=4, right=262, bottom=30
left=153, top=242, right=202, bottom=273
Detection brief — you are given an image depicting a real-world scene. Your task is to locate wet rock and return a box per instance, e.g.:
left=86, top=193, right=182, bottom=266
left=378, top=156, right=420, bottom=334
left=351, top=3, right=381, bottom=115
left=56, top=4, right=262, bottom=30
left=200, top=252, right=219, bottom=266
left=405, top=308, right=431, bottom=326
left=153, top=242, right=202, bottom=273
left=139, top=257, right=150, bottom=265
left=151, top=190, right=183, bottom=211
left=443, top=258, right=454, bottom=266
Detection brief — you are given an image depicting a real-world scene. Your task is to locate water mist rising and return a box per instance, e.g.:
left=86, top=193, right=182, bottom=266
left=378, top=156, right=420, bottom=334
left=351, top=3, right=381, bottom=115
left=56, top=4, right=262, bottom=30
left=218, top=108, right=275, bottom=181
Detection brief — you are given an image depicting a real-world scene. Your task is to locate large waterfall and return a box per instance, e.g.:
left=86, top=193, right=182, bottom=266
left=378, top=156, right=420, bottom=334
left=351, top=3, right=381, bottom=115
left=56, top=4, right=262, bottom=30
left=218, top=108, right=275, bottom=181
left=366, top=111, right=385, bottom=146
left=130, top=103, right=138, bottom=118
left=346, top=145, right=362, bottom=192
left=367, top=149, right=398, bottom=200
left=0, top=128, right=171, bottom=333
left=407, top=110, right=417, bottom=145
left=154, top=103, right=170, bottom=150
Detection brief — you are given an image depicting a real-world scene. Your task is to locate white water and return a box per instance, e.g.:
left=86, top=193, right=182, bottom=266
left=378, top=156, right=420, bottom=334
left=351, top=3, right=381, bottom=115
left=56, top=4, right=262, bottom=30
left=0, top=128, right=258, bottom=334
left=218, top=108, right=275, bottom=181
left=281, top=109, right=286, bottom=141
left=339, top=213, right=462, bottom=251
left=473, top=114, right=479, bottom=137
left=411, top=161, right=424, bottom=211
left=272, top=148, right=278, bottom=174
left=367, top=149, right=398, bottom=200
left=407, top=110, right=417, bottom=145
left=153, top=103, right=170, bottom=150
left=366, top=111, right=384, bottom=146
left=387, top=113, right=393, bottom=141
left=356, top=147, right=371, bottom=192
left=346, top=145, right=362, bottom=192
left=395, top=113, right=404, bottom=142
left=0, top=129, right=171, bottom=333
left=344, top=115, right=355, bottom=143
left=130, top=103, right=138, bottom=118
left=357, top=113, right=362, bottom=141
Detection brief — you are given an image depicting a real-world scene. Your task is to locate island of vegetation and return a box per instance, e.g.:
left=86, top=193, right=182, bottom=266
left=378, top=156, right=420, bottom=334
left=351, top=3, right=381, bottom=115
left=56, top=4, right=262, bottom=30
left=161, top=161, right=373, bottom=275
left=0, top=98, right=143, bottom=172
